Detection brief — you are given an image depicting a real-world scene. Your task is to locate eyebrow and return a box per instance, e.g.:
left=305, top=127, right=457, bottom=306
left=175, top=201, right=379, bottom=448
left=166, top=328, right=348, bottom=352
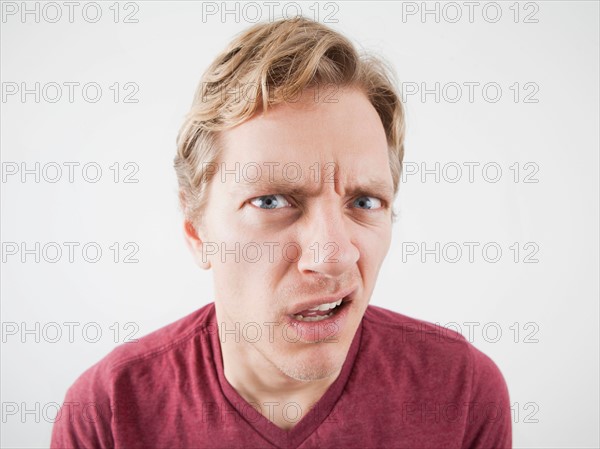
left=231, top=176, right=395, bottom=203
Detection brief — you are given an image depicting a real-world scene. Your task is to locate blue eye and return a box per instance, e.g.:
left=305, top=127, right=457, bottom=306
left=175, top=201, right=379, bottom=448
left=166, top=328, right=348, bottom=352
left=353, top=196, right=382, bottom=210
left=250, top=194, right=291, bottom=210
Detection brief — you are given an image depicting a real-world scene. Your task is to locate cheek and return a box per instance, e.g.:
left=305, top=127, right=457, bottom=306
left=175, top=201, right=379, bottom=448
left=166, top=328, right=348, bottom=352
left=356, top=227, right=392, bottom=275
left=209, top=229, right=293, bottom=313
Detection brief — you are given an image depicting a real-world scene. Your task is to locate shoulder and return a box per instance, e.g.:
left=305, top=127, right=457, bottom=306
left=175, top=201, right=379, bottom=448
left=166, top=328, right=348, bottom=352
left=360, top=305, right=512, bottom=448
left=51, top=303, right=217, bottom=448
left=362, top=304, right=470, bottom=357
left=65, top=302, right=215, bottom=393
left=361, top=304, right=509, bottom=394
left=66, top=304, right=211, bottom=383
left=105, top=302, right=215, bottom=370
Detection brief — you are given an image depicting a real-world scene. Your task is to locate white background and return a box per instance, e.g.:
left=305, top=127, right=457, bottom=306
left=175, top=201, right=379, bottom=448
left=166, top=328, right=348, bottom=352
left=1, top=1, right=598, bottom=447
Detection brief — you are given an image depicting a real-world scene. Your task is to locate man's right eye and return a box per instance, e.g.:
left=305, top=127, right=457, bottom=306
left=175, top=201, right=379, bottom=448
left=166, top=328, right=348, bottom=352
left=249, top=194, right=291, bottom=210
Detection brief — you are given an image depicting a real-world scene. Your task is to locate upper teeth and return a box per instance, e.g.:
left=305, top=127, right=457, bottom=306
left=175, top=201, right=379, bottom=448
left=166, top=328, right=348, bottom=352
left=308, top=299, right=342, bottom=311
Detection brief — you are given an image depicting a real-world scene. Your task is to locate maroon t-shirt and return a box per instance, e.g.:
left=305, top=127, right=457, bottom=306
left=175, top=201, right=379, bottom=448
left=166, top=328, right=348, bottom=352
left=51, top=303, right=512, bottom=448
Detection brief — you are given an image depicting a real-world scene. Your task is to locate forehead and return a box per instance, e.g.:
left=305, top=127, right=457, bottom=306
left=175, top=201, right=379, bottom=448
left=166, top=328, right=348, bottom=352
left=218, top=87, right=391, bottom=185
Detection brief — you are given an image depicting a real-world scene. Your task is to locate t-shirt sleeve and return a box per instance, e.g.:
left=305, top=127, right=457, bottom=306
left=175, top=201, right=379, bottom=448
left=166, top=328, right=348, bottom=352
left=50, top=361, right=115, bottom=449
left=461, top=345, right=512, bottom=449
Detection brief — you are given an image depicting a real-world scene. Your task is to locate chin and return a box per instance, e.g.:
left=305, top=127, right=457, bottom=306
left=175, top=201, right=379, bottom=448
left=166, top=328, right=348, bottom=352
left=274, top=346, right=347, bottom=382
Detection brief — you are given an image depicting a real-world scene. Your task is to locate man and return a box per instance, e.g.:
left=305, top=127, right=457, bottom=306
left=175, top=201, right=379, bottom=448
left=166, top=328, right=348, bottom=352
left=51, top=17, right=511, bottom=448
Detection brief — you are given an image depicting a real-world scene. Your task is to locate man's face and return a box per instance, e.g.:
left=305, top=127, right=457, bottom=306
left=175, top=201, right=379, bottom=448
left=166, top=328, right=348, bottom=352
left=195, top=87, right=394, bottom=381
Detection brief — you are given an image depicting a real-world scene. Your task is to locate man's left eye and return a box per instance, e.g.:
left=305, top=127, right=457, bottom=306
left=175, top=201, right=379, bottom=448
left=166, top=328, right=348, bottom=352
left=353, top=196, right=382, bottom=210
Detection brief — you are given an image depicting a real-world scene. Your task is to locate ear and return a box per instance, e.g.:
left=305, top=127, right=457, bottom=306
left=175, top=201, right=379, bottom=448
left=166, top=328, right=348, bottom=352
left=183, top=219, right=211, bottom=270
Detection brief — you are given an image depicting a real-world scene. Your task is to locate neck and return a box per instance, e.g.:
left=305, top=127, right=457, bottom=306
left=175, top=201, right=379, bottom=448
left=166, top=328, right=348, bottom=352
left=215, top=311, right=341, bottom=429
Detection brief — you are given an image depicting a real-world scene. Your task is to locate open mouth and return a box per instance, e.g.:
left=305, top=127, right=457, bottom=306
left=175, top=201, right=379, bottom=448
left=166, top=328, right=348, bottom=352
left=290, top=296, right=350, bottom=322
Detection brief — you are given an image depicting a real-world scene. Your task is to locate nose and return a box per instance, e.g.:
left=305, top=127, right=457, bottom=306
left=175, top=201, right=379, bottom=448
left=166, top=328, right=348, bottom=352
left=296, top=200, right=360, bottom=278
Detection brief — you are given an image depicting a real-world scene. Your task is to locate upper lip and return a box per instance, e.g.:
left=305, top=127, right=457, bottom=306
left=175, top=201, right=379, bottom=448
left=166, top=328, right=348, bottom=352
left=289, top=286, right=357, bottom=315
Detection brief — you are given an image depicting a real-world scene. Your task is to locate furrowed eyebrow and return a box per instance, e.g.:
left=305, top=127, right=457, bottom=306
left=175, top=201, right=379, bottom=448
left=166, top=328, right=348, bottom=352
left=232, top=178, right=319, bottom=197
left=232, top=177, right=394, bottom=202
left=346, top=179, right=395, bottom=204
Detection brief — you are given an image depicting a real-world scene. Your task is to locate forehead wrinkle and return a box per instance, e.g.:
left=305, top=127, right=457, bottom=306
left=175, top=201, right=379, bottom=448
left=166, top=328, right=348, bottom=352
left=229, top=171, right=394, bottom=203
left=230, top=175, right=324, bottom=197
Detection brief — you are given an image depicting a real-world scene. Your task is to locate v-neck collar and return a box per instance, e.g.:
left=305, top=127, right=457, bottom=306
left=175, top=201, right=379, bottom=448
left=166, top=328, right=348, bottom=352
left=206, top=304, right=363, bottom=449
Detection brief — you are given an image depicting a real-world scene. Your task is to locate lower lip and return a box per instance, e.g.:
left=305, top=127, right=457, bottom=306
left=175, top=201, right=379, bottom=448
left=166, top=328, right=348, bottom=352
left=283, top=296, right=352, bottom=343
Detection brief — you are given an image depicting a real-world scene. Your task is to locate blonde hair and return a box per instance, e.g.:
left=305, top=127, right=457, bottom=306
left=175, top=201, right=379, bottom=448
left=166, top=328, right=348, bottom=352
left=174, top=17, right=405, bottom=226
